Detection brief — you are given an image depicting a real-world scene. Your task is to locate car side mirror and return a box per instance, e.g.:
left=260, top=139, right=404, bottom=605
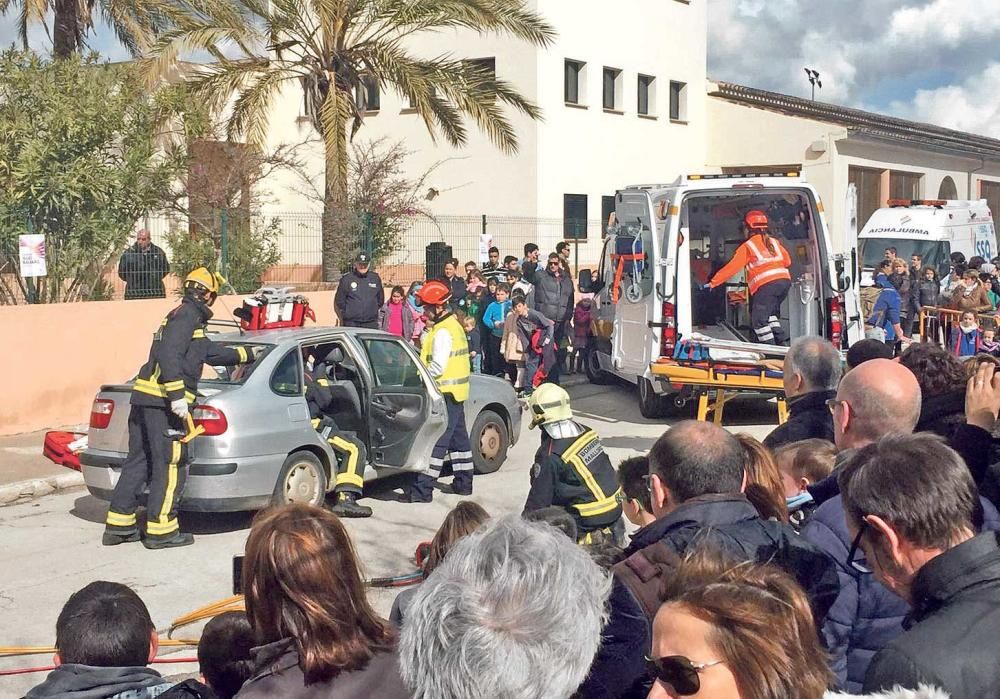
left=577, top=268, right=593, bottom=293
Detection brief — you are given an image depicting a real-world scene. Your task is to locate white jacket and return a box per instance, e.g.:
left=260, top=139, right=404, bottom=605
left=824, top=685, right=949, bottom=699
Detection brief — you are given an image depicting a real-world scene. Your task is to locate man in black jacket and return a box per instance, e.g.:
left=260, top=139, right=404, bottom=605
left=334, top=253, right=384, bottom=328
left=533, top=252, right=575, bottom=384
left=840, top=433, right=1000, bottom=699
left=118, top=229, right=170, bottom=300
left=576, top=421, right=839, bottom=698
left=764, top=335, right=842, bottom=449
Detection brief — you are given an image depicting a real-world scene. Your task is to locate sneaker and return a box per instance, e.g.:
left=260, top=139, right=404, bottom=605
left=330, top=492, right=373, bottom=518
left=102, top=530, right=141, bottom=546
left=142, top=532, right=195, bottom=550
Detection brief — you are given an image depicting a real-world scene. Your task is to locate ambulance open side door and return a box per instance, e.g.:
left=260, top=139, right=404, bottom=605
left=612, top=191, right=658, bottom=377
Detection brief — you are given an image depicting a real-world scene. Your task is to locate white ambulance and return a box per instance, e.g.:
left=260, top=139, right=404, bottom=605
left=577, top=172, right=858, bottom=417
left=854, top=199, right=997, bottom=285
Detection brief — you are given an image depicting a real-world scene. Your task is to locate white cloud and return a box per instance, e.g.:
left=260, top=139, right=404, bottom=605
left=708, top=0, right=1000, bottom=139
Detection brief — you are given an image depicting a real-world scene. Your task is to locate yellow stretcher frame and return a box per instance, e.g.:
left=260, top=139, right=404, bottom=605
left=649, top=361, right=789, bottom=426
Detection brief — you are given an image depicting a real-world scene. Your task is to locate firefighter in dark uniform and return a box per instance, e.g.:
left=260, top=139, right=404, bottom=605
left=302, top=348, right=371, bottom=517
left=334, top=252, right=384, bottom=328
left=523, top=383, right=623, bottom=545
left=103, top=268, right=255, bottom=549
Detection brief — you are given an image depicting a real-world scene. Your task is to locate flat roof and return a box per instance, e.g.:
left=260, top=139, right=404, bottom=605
left=709, top=81, right=1000, bottom=160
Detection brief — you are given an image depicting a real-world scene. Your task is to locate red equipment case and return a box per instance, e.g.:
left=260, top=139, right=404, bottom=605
left=236, top=287, right=316, bottom=330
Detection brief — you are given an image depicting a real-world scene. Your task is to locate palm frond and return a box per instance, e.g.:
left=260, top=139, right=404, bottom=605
left=227, top=66, right=291, bottom=146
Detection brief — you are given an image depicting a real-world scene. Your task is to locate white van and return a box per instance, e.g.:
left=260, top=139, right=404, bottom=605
left=578, top=172, right=858, bottom=417
left=855, top=199, right=997, bottom=285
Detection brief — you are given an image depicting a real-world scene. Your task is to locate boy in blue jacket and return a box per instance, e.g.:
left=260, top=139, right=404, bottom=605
left=482, top=283, right=511, bottom=377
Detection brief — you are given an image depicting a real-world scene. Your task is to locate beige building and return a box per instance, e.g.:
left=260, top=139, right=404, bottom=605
left=706, top=81, right=1000, bottom=252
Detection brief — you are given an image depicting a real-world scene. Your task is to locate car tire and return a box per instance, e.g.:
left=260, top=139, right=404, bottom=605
left=638, top=377, right=668, bottom=419
left=470, top=409, right=509, bottom=475
left=272, top=450, right=328, bottom=507
left=585, top=349, right=612, bottom=385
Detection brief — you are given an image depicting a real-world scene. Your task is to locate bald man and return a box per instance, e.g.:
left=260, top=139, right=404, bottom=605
left=802, top=358, right=1000, bottom=691
left=118, top=229, right=169, bottom=300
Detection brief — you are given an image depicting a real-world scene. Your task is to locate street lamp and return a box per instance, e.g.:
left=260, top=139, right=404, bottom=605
left=804, top=68, right=822, bottom=101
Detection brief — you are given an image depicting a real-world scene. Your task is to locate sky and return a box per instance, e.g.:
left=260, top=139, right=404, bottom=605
left=2, top=0, right=999, bottom=139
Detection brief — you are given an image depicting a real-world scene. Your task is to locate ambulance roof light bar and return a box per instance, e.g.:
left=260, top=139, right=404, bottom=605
left=686, top=171, right=800, bottom=181
left=887, top=199, right=947, bottom=208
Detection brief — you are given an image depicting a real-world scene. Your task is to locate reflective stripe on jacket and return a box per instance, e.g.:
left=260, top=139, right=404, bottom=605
left=710, top=233, right=792, bottom=295
left=420, top=314, right=470, bottom=402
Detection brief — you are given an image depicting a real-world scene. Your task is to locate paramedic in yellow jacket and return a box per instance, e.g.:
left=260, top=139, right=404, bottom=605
left=408, top=280, right=473, bottom=502
left=707, top=209, right=793, bottom=345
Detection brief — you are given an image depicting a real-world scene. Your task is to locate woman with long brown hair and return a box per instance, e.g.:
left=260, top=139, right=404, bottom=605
left=235, top=504, right=408, bottom=698
left=390, top=501, right=490, bottom=626
left=737, top=433, right=788, bottom=523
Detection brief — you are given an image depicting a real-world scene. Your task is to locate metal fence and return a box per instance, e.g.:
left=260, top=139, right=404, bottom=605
left=0, top=210, right=608, bottom=304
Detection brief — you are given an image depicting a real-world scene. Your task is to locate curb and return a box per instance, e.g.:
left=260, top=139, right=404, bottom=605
left=0, top=471, right=85, bottom=507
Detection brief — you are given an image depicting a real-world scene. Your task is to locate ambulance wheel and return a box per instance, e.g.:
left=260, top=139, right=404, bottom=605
left=586, top=349, right=612, bottom=385
left=471, top=409, right=509, bottom=475
left=272, top=450, right=328, bottom=507
left=638, top=377, right=668, bottom=419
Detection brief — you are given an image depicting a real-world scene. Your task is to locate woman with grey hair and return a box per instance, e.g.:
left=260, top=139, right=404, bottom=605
left=398, top=515, right=612, bottom=699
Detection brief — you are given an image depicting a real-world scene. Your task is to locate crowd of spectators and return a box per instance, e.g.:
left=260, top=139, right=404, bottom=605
left=27, top=332, right=1000, bottom=699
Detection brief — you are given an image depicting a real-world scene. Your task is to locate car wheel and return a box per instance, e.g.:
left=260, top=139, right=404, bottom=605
left=586, top=349, right=612, bottom=385
left=272, top=450, right=328, bottom=507
left=638, top=377, right=667, bottom=419
left=470, top=409, right=509, bottom=475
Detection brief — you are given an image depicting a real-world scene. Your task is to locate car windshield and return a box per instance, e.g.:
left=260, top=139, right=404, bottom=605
left=202, top=343, right=274, bottom=384
left=859, top=238, right=950, bottom=271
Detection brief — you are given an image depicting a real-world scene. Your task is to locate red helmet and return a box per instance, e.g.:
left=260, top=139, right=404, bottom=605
left=415, top=279, right=452, bottom=306
left=744, top=210, right=770, bottom=231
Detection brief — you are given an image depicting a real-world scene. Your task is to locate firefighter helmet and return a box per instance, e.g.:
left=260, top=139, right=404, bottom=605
left=744, top=210, right=770, bottom=231
left=527, top=383, right=573, bottom=429
left=184, top=267, right=220, bottom=294
left=415, top=279, right=452, bottom=306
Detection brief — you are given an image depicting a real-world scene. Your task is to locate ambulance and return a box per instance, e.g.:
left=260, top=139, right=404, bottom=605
left=577, top=172, right=858, bottom=418
left=855, top=199, right=997, bottom=286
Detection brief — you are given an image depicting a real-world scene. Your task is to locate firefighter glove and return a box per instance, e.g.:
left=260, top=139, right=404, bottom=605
left=170, top=398, right=189, bottom=419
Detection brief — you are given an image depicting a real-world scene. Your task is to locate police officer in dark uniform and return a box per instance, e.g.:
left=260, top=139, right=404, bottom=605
left=302, top=347, right=371, bottom=517
left=523, top=383, right=623, bottom=545
left=104, top=268, right=256, bottom=549
left=334, top=253, right=384, bottom=328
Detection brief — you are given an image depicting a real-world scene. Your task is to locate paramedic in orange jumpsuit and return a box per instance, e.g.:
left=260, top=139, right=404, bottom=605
left=706, top=210, right=792, bottom=345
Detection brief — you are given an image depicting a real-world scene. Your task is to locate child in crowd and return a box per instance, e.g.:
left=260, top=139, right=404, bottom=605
left=406, top=281, right=426, bottom=348
left=617, top=455, right=656, bottom=534
left=570, top=294, right=594, bottom=374
left=196, top=611, right=256, bottom=699
left=511, top=296, right=555, bottom=393
left=774, top=439, right=837, bottom=532
left=378, top=285, right=413, bottom=339
left=464, top=284, right=484, bottom=321
left=982, top=328, right=1000, bottom=357
left=483, top=283, right=511, bottom=377
left=501, top=290, right=527, bottom=391
left=953, top=310, right=982, bottom=357
left=506, top=268, right=534, bottom=306
left=464, top=260, right=478, bottom=283
left=463, top=313, right=482, bottom=374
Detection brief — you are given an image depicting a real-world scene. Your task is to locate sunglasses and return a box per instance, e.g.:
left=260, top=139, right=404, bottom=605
left=847, top=519, right=872, bottom=574
left=646, top=656, right=724, bottom=695
left=825, top=398, right=847, bottom=415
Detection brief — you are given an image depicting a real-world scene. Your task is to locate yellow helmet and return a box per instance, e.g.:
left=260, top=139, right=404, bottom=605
left=184, top=267, right=219, bottom=294
left=528, top=383, right=573, bottom=429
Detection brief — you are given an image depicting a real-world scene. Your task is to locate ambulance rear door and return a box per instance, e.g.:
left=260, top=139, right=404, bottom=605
left=612, top=191, right=659, bottom=377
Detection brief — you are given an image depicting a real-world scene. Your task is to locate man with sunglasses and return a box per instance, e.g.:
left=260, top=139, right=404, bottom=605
left=533, top=252, right=575, bottom=384
left=578, top=420, right=838, bottom=698
left=840, top=433, right=1000, bottom=699
left=801, top=358, right=1000, bottom=692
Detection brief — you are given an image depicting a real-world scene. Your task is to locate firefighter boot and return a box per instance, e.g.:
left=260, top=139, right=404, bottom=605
left=102, top=529, right=141, bottom=546
left=330, top=492, right=373, bottom=518
left=143, top=532, right=195, bottom=550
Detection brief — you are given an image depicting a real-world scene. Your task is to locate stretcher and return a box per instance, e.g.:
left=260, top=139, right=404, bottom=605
left=650, top=358, right=788, bottom=426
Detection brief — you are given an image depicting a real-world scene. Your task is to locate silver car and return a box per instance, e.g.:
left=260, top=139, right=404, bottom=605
left=81, top=326, right=522, bottom=511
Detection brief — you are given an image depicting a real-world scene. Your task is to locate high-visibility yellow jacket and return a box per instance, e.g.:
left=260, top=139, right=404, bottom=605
left=421, top=313, right=470, bottom=402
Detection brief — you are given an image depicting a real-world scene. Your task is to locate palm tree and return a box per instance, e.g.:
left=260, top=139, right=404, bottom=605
left=143, top=0, right=556, bottom=280
left=0, top=0, right=167, bottom=58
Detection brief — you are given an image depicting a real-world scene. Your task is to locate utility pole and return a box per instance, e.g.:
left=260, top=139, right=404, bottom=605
left=804, top=68, right=822, bottom=101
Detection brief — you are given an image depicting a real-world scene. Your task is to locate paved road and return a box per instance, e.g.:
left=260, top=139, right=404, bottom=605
left=0, top=377, right=776, bottom=697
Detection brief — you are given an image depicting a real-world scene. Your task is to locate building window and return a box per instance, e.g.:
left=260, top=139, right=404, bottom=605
left=564, top=194, right=588, bottom=240
left=938, top=176, right=958, bottom=200
left=890, top=170, right=922, bottom=200
left=565, top=59, right=585, bottom=105
left=601, top=195, right=616, bottom=228
left=357, top=75, right=379, bottom=112
left=981, top=181, right=1000, bottom=225
left=849, top=166, right=884, bottom=229
left=669, top=80, right=687, bottom=121
left=638, top=75, right=655, bottom=115
left=603, top=67, right=622, bottom=111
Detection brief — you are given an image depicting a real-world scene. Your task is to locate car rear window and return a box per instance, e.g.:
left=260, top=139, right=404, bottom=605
left=202, top=343, right=274, bottom=384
